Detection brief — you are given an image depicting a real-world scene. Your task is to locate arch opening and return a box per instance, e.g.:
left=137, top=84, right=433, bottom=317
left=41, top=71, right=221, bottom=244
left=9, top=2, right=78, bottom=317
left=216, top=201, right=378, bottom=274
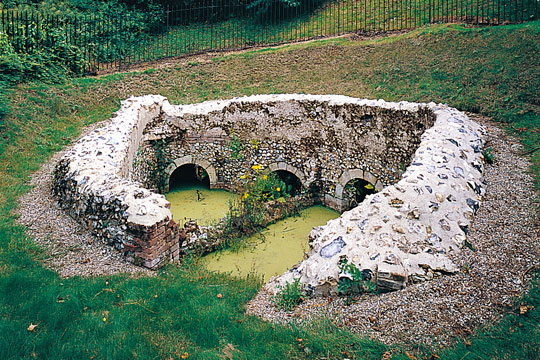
left=169, top=164, right=210, bottom=191
left=343, top=178, right=377, bottom=210
left=272, top=170, right=303, bottom=197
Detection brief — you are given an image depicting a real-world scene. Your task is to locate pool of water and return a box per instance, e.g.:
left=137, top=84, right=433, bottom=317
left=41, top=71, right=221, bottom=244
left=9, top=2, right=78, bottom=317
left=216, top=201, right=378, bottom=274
left=166, top=185, right=234, bottom=226
left=166, top=185, right=339, bottom=281
left=204, top=205, right=339, bottom=281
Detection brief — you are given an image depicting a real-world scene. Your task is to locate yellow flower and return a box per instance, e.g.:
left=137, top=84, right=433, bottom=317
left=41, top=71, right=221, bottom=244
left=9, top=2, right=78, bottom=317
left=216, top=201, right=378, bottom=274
left=251, top=164, right=261, bottom=172
left=181, top=352, right=189, bottom=359
left=239, top=174, right=247, bottom=179
left=263, top=175, right=268, bottom=180
left=243, top=192, right=249, bottom=199
left=102, top=317, right=107, bottom=322
left=276, top=187, right=281, bottom=192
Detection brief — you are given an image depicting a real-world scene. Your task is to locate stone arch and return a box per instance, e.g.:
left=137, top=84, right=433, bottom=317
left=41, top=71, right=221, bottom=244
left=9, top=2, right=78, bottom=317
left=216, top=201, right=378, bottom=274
left=163, top=155, right=217, bottom=193
left=335, top=168, right=384, bottom=201
left=267, top=162, right=307, bottom=188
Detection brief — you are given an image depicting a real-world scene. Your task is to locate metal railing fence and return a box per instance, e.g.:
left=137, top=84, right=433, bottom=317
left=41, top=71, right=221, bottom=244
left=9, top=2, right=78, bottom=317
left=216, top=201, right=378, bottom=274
left=1, top=0, right=538, bottom=73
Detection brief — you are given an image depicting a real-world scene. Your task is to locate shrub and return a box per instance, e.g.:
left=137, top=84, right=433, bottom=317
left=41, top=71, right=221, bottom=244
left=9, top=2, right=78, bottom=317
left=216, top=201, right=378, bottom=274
left=244, top=171, right=289, bottom=203
left=218, top=167, right=299, bottom=249
left=2, top=1, right=165, bottom=65
left=0, top=23, right=86, bottom=85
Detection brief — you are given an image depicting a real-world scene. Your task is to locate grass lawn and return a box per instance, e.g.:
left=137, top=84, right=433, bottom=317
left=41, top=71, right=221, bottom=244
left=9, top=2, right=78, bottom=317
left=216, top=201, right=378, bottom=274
left=1, top=21, right=539, bottom=359
left=120, top=0, right=536, bottom=66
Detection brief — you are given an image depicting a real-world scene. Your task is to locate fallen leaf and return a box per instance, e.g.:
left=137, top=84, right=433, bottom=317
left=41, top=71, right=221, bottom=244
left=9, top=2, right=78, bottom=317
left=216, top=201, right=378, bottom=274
left=27, top=323, right=37, bottom=332
left=520, top=305, right=534, bottom=315
left=181, top=352, right=188, bottom=359
left=405, top=351, right=416, bottom=360
left=216, top=293, right=223, bottom=299
left=381, top=351, right=392, bottom=359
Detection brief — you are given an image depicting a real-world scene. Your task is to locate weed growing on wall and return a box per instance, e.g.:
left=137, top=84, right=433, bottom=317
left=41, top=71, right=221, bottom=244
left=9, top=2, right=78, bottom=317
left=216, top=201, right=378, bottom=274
left=228, top=133, right=245, bottom=159
left=218, top=165, right=304, bottom=249
left=337, top=257, right=376, bottom=298
left=242, top=167, right=289, bottom=203
left=343, top=179, right=377, bottom=209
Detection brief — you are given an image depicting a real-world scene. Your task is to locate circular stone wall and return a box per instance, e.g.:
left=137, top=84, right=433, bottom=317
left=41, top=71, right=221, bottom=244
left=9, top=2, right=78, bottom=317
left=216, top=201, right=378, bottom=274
left=52, top=94, right=485, bottom=294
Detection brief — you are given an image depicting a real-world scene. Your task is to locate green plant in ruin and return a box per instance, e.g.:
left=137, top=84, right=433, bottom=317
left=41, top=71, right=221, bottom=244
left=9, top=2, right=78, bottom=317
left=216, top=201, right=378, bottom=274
left=217, top=164, right=301, bottom=250
left=337, top=257, right=376, bottom=297
left=150, top=138, right=172, bottom=193
left=272, top=278, right=305, bottom=310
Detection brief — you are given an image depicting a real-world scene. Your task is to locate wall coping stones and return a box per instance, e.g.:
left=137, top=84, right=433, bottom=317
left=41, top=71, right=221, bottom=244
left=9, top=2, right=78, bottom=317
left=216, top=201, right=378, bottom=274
left=53, top=94, right=485, bottom=293
left=55, top=95, right=172, bottom=227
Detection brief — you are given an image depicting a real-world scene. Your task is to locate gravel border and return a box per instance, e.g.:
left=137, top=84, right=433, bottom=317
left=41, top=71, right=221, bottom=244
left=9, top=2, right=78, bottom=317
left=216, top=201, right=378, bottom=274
left=16, top=114, right=539, bottom=347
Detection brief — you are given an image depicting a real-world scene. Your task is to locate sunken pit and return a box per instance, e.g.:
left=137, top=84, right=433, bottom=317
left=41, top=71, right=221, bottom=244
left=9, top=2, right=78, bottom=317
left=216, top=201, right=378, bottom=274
left=52, top=94, right=485, bottom=294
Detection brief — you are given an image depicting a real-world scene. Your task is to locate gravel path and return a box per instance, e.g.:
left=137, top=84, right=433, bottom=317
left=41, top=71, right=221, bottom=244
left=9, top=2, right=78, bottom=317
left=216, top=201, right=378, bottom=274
left=16, top=114, right=539, bottom=347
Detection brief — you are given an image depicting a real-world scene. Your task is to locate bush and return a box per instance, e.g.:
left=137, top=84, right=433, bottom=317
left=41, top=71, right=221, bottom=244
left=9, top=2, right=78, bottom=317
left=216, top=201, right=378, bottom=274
left=0, top=25, right=86, bottom=85
left=218, top=167, right=298, bottom=249
left=244, top=170, right=289, bottom=203
left=2, top=0, right=165, bottom=64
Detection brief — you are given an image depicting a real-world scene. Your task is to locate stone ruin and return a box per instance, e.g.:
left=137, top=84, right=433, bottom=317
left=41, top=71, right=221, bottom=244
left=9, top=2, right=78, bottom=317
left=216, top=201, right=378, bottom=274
left=52, top=94, right=485, bottom=294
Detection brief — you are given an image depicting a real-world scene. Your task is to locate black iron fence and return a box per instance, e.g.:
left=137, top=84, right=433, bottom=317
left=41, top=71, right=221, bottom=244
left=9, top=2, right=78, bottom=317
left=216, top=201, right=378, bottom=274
left=1, top=0, right=539, bottom=73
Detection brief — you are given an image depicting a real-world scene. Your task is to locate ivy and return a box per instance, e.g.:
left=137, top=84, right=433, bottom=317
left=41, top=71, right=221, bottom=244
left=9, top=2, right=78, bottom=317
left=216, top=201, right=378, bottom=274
left=151, top=139, right=171, bottom=193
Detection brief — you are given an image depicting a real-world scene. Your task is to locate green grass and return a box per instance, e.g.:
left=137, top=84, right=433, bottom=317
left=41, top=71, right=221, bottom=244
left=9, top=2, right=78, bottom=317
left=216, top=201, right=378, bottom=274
left=1, top=21, right=540, bottom=359
left=100, top=0, right=538, bottom=67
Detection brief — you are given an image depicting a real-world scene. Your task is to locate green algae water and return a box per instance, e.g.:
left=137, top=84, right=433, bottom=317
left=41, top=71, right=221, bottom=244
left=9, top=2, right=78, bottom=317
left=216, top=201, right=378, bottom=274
left=166, top=184, right=339, bottom=281
left=166, top=185, right=234, bottom=226
left=203, top=205, right=339, bottom=281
